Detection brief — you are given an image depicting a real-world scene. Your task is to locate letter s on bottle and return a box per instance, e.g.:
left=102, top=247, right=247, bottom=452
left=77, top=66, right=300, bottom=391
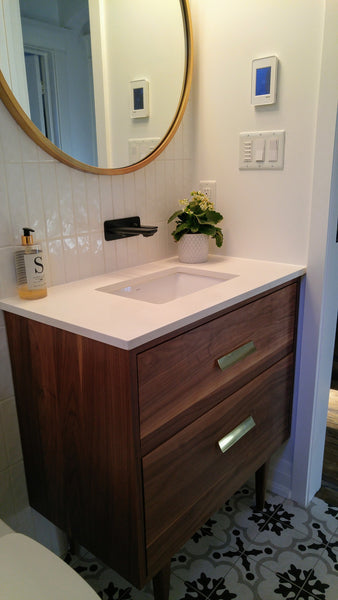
left=34, top=256, right=44, bottom=273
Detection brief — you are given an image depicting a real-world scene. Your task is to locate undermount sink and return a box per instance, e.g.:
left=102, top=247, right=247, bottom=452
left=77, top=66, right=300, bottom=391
left=96, top=268, right=237, bottom=304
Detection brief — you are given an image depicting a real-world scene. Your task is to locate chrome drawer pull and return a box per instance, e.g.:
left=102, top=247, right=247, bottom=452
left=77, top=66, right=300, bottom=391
left=218, top=416, right=256, bottom=454
left=217, top=341, right=256, bottom=371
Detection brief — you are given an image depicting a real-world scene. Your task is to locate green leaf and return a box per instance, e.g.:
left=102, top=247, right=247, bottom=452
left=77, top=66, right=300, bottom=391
left=172, top=227, right=189, bottom=242
left=198, top=224, right=216, bottom=236
left=167, top=210, right=182, bottom=224
left=204, top=210, right=223, bottom=224
left=215, top=229, right=224, bottom=248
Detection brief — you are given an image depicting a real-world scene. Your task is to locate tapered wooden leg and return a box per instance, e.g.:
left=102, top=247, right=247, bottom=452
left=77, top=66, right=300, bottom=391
left=153, top=562, right=171, bottom=600
left=255, top=461, right=269, bottom=510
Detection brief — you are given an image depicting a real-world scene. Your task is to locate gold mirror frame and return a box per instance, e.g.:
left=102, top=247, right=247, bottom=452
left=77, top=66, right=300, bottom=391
left=0, top=0, right=193, bottom=176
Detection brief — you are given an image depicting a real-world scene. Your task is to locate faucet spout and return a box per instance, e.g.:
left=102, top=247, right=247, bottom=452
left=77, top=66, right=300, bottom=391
left=104, top=217, right=158, bottom=241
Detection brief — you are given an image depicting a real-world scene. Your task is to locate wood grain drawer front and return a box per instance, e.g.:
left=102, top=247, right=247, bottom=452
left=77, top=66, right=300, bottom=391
left=143, top=354, right=294, bottom=572
left=138, top=283, right=298, bottom=454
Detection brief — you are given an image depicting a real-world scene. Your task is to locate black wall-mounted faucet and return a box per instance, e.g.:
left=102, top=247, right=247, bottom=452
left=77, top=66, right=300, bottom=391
left=104, top=217, right=158, bottom=241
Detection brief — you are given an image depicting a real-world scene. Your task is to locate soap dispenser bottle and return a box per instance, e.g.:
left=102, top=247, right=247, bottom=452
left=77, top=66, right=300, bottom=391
left=15, top=228, right=47, bottom=299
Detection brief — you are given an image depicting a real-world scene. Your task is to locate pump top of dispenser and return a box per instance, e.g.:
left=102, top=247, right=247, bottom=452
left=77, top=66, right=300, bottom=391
left=21, top=228, right=35, bottom=246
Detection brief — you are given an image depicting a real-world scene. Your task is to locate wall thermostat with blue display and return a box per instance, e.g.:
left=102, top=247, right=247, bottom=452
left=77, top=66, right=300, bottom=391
left=251, top=56, right=278, bottom=106
left=130, top=79, right=149, bottom=118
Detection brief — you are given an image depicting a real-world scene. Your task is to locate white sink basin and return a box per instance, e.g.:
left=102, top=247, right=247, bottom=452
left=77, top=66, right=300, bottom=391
left=96, top=268, right=237, bottom=304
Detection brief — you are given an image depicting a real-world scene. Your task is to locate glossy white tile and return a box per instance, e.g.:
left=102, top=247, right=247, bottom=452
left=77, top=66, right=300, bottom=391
left=63, top=237, right=80, bottom=282
left=56, top=163, right=75, bottom=237
left=40, top=163, right=62, bottom=239
left=47, top=239, right=65, bottom=285
left=86, top=173, right=101, bottom=230
left=98, top=176, right=113, bottom=223
left=23, top=163, right=46, bottom=240
left=5, top=163, right=28, bottom=242
left=90, top=232, right=105, bottom=275
left=72, top=169, right=89, bottom=233
left=0, top=104, right=23, bottom=164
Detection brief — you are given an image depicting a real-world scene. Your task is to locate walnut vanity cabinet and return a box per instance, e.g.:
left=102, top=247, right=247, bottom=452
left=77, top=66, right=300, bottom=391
left=4, top=278, right=300, bottom=600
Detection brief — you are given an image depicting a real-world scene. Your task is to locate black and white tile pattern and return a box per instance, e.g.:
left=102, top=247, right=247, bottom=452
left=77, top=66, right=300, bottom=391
left=66, top=484, right=337, bottom=599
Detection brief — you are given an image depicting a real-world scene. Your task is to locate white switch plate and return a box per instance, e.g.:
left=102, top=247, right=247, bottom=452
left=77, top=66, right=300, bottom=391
left=239, top=130, right=285, bottom=170
left=199, top=180, right=216, bottom=204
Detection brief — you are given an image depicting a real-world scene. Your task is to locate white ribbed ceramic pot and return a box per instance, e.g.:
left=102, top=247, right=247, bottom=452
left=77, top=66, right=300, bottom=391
left=177, top=233, right=209, bottom=263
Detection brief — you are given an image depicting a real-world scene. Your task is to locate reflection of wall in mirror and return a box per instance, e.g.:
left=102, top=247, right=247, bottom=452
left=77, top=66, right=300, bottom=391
left=0, top=0, right=97, bottom=167
left=20, top=17, right=97, bottom=166
left=0, top=0, right=30, bottom=114
left=89, top=0, right=186, bottom=169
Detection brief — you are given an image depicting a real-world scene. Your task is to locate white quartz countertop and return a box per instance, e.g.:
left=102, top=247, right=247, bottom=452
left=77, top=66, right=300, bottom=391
left=0, top=256, right=305, bottom=350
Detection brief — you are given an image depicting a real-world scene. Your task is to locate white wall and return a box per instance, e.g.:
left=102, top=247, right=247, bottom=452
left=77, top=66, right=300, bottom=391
left=291, top=0, right=338, bottom=505
left=190, top=0, right=338, bottom=503
left=191, top=0, right=323, bottom=265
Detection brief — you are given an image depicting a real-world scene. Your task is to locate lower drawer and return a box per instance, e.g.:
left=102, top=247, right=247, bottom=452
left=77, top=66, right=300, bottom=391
left=143, top=354, right=294, bottom=573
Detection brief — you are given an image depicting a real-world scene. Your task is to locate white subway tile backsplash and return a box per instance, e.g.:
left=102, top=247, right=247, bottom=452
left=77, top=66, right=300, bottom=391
left=47, top=239, right=65, bottom=286
left=0, top=104, right=23, bottom=164
left=89, top=232, right=105, bottom=275
left=23, top=163, right=46, bottom=240
left=56, top=163, right=75, bottom=237
left=20, top=128, right=40, bottom=163
left=111, top=176, right=124, bottom=218
left=5, top=163, right=28, bottom=241
left=103, top=239, right=117, bottom=273
left=71, top=169, right=89, bottom=233
left=35, top=145, right=55, bottom=164
left=99, top=176, right=113, bottom=222
left=0, top=164, right=13, bottom=248
left=115, top=237, right=130, bottom=270
left=134, top=169, right=147, bottom=218
left=123, top=173, right=137, bottom=217
left=77, top=234, right=92, bottom=279
left=63, top=237, right=80, bottom=282
left=40, top=163, right=62, bottom=239
left=86, top=173, right=101, bottom=230
left=144, top=162, right=156, bottom=222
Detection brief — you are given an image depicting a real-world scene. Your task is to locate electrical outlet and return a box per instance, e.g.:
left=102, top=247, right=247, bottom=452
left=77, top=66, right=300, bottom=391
left=199, top=180, right=216, bottom=205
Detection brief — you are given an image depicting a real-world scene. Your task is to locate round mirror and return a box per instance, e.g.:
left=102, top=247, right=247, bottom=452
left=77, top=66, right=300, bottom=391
left=0, top=0, right=192, bottom=174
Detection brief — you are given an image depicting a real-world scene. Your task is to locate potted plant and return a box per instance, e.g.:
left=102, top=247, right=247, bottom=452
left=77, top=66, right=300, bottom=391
left=168, top=190, right=223, bottom=263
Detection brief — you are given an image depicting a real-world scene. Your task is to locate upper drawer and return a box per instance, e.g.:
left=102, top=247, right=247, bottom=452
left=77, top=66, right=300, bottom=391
left=138, top=282, right=298, bottom=454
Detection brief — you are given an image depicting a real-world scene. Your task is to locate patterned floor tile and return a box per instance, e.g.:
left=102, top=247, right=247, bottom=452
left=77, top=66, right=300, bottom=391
left=67, top=487, right=337, bottom=600
left=282, top=496, right=338, bottom=539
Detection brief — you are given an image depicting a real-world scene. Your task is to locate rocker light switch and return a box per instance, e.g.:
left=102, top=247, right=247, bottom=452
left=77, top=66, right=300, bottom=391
left=254, top=138, right=265, bottom=162
left=268, top=138, right=279, bottom=161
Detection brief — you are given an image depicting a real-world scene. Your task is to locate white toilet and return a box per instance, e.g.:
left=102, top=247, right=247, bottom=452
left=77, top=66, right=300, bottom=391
left=0, top=519, right=99, bottom=599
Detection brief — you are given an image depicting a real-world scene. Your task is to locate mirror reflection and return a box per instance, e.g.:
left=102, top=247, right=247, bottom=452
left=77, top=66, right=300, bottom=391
left=2, top=0, right=187, bottom=170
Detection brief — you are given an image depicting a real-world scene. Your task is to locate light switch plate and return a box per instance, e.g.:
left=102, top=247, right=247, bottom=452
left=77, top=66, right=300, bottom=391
left=239, top=130, right=285, bottom=170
